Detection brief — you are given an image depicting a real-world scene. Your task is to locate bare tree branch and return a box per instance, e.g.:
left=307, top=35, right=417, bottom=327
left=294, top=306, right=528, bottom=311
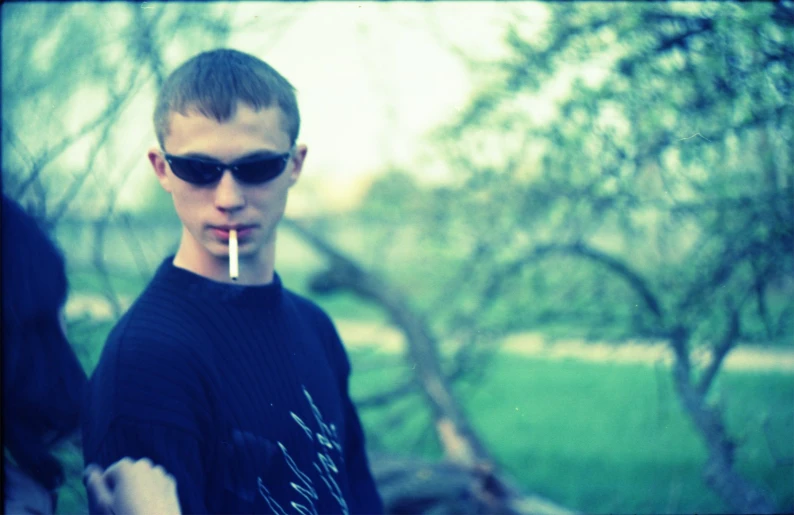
left=46, top=114, right=117, bottom=224
left=567, top=242, right=664, bottom=320
left=357, top=380, right=418, bottom=410
left=119, top=213, right=153, bottom=281
left=463, top=241, right=664, bottom=332
left=91, top=217, right=124, bottom=321
left=696, top=308, right=740, bottom=397
left=127, top=3, right=170, bottom=88
left=2, top=122, right=38, bottom=169
left=357, top=332, right=500, bottom=411
left=12, top=85, right=138, bottom=199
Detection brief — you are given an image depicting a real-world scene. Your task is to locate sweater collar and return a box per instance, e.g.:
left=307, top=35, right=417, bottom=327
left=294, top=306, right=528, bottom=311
left=154, top=256, right=284, bottom=307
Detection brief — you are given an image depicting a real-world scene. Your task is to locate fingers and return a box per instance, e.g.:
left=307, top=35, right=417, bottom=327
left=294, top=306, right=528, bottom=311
left=105, top=458, right=173, bottom=484
left=83, top=463, right=103, bottom=484
left=103, top=457, right=140, bottom=488
left=84, top=464, right=114, bottom=515
left=141, top=461, right=178, bottom=494
left=84, top=458, right=180, bottom=515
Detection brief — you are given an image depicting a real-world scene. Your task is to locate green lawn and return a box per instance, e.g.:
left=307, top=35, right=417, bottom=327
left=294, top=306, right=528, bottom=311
left=352, top=353, right=794, bottom=514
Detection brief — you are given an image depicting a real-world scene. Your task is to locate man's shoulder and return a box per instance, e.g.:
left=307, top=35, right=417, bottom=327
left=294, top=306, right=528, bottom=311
left=282, top=288, right=335, bottom=329
left=103, top=307, right=194, bottom=355
left=109, top=276, right=202, bottom=339
left=280, top=287, right=351, bottom=370
left=86, top=283, right=212, bottom=426
left=94, top=282, right=209, bottom=376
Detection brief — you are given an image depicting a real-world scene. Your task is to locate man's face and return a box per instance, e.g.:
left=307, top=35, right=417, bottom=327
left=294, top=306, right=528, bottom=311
left=149, top=102, right=306, bottom=278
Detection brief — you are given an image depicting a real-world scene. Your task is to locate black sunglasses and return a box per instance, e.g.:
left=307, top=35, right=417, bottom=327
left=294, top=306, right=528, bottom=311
left=164, top=150, right=292, bottom=185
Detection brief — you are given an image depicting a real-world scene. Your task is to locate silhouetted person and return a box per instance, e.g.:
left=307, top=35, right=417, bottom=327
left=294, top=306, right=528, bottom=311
left=2, top=195, right=87, bottom=514
left=3, top=195, right=181, bottom=514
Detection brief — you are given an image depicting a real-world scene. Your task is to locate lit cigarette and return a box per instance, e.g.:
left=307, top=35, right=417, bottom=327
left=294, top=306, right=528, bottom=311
left=229, top=229, right=239, bottom=281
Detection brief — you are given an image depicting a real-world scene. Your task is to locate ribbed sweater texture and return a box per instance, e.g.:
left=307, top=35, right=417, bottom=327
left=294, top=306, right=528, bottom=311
left=82, top=258, right=383, bottom=514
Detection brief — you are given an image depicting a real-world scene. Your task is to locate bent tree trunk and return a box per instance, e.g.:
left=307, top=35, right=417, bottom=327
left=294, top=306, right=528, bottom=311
left=669, top=327, right=777, bottom=514
left=528, top=242, right=780, bottom=514
left=283, top=219, right=576, bottom=515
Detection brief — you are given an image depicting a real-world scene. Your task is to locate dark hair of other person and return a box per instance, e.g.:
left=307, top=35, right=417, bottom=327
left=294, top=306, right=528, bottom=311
left=2, top=195, right=88, bottom=491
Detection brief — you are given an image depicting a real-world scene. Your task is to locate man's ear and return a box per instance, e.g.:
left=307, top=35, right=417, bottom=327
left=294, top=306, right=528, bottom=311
left=287, top=144, right=308, bottom=187
left=148, top=148, right=172, bottom=193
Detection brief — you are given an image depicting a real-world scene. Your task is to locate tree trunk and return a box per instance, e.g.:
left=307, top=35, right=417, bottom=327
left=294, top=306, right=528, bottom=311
left=669, top=327, right=776, bottom=514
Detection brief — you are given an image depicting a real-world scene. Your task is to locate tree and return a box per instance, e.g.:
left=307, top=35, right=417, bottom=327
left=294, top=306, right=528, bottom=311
left=282, top=6, right=792, bottom=513
left=371, top=2, right=792, bottom=513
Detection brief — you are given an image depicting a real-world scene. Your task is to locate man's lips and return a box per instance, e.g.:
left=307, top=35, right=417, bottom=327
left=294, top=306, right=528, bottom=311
left=210, top=226, right=256, bottom=240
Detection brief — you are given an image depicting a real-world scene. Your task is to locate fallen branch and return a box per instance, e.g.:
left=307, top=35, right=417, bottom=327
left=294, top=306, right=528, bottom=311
left=282, top=218, right=576, bottom=515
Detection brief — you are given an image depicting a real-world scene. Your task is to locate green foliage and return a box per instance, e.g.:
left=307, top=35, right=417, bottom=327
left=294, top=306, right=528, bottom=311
left=54, top=441, right=87, bottom=515
left=359, top=169, right=427, bottom=223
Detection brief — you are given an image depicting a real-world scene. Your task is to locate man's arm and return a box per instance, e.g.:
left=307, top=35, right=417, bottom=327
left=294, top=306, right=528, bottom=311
left=299, top=297, right=384, bottom=513
left=82, top=333, right=211, bottom=513
left=328, top=325, right=383, bottom=513
left=341, top=388, right=384, bottom=514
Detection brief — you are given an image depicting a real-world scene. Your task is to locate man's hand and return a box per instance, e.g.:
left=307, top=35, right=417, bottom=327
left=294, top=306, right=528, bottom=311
left=84, top=458, right=181, bottom=515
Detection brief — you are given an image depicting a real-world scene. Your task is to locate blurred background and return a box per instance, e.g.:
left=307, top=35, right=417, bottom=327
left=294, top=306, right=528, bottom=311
left=2, top=2, right=793, bottom=514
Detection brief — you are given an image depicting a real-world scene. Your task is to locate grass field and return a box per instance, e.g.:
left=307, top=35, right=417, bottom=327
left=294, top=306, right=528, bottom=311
left=352, top=353, right=794, bottom=514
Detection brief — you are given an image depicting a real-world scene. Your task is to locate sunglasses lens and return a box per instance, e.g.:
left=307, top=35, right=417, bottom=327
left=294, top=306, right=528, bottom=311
left=168, top=158, right=222, bottom=185
left=233, top=156, right=288, bottom=184
left=166, top=153, right=290, bottom=185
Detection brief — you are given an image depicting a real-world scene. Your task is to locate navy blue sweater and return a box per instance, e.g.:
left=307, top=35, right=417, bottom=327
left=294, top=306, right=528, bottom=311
left=82, top=258, right=383, bottom=514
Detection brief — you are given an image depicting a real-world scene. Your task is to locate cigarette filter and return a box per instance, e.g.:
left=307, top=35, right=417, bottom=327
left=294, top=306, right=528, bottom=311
left=229, top=229, right=239, bottom=281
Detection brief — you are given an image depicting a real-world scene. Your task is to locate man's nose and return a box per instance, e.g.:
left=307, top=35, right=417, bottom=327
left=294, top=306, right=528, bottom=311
left=214, top=170, right=245, bottom=212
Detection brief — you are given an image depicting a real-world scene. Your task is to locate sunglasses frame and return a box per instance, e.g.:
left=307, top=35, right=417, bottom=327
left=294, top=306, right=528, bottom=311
left=163, top=149, right=293, bottom=186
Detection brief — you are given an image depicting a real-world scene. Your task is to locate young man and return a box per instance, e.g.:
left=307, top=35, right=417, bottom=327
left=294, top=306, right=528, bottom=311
left=82, top=49, right=383, bottom=514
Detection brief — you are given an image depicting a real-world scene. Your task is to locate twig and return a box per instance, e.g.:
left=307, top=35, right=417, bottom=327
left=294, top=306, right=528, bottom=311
left=677, top=132, right=712, bottom=142
left=119, top=213, right=153, bottom=282
left=13, top=87, right=135, bottom=199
